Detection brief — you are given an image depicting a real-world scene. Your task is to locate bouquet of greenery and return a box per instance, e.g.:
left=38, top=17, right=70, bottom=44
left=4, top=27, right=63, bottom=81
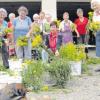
left=87, top=11, right=100, bottom=33
left=89, top=21, right=100, bottom=32
left=16, top=36, right=28, bottom=47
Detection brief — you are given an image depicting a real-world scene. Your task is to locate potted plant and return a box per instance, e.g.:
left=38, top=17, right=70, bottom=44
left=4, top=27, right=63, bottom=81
left=47, top=58, right=71, bottom=88
left=21, top=60, right=44, bottom=92
left=59, top=43, right=86, bottom=75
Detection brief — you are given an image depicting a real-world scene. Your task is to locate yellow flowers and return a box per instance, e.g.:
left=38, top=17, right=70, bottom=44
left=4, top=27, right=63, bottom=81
left=88, top=11, right=100, bottom=32
left=32, top=35, right=42, bottom=47
left=16, top=36, right=28, bottom=47
left=59, top=43, right=86, bottom=61
left=41, top=85, right=49, bottom=91
left=89, top=22, right=100, bottom=32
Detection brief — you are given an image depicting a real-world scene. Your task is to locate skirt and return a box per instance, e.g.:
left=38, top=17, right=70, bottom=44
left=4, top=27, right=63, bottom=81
left=62, top=32, right=73, bottom=44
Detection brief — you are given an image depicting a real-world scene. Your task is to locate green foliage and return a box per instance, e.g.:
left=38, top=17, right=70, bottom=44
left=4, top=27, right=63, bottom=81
left=0, top=65, right=6, bottom=71
left=22, top=60, right=44, bottom=92
left=86, top=58, right=100, bottom=65
left=47, top=58, right=71, bottom=88
left=59, top=43, right=86, bottom=61
left=88, top=11, right=93, bottom=22
left=82, top=62, right=89, bottom=74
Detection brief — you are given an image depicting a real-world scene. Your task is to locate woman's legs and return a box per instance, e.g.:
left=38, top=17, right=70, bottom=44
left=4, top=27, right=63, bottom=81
left=96, top=31, right=100, bottom=57
left=1, top=42, right=9, bottom=68
left=24, top=39, right=32, bottom=59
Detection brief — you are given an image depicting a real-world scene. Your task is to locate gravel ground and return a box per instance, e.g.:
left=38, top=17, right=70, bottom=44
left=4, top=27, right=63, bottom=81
left=26, top=65, right=100, bottom=100
left=26, top=50, right=100, bottom=100
left=0, top=49, right=100, bottom=100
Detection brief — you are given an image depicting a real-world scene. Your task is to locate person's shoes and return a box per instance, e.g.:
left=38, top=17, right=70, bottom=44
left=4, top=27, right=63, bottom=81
left=5, top=66, right=9, bottom=69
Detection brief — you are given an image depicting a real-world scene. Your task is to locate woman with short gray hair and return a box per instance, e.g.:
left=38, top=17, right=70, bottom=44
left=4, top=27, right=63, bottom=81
left=75, top=8, right=88, bottom=44
left=12, top=6, right=32, bottom=60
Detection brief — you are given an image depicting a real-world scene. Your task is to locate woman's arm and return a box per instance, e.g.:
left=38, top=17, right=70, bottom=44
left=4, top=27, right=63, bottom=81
left=26, top=23, right=33, bottom=38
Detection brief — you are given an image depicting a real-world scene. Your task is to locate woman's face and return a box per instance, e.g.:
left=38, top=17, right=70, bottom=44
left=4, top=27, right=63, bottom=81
left=33, top=16, right=39, bottom=23
left=46, top=16, right=52, bottom=22
left=63, top=13, right=69, bottom=21
left=10, top=15, right=15, bottom=22
left=77, top=11, right=83, bottom=18
left=39, top=13, right=45, bottom=20
left=19, top=11, right=26, bottom=19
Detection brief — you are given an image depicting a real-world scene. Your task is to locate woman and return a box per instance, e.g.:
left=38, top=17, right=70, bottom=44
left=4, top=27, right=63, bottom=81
left=8, top=13, right=15, bottom=56
left=39, top=11, right=46, bottom=35
left=74, top=8, right=88, bottom=44
left=32, top=13, right=40, bottom=35
left=43, top=13, right=52, bottom=47
left=12, top=6, right=32, bottom=60
left=0, top=8, right=9, bottom=68
left=59, top=12, right=79, bottom=45
left=91, top=0, right=100, bottom=57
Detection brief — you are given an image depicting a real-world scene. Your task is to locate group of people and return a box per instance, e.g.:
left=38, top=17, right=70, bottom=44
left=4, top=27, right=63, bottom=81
left=0, top=5, right=91, bottom=68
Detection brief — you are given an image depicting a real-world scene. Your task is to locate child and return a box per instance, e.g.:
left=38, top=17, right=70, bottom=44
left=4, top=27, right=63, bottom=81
left=49, top=21, right=58, bottom=53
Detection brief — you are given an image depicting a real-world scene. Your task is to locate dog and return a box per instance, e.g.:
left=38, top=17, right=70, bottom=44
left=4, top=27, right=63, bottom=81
left=0, top=83, right=27, bottom=100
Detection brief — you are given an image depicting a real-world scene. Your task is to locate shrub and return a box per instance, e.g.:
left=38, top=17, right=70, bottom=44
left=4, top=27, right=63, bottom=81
left=22, top=60, right=44, bottom=92
left=47, top=58, right=71, bottom=88
left=59, top=43, right=86, bottom=61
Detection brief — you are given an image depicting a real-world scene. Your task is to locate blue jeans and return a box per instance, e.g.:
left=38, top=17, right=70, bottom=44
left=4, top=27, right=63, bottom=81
left=15, top=39, right=32, bottom=59
left=96, top=31, right=100, bottom=57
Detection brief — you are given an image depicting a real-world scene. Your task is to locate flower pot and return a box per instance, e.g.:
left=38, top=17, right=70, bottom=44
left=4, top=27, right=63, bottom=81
left=69, top=61, right=82, bottom=76
left=8, top=59, right=22, bottom=72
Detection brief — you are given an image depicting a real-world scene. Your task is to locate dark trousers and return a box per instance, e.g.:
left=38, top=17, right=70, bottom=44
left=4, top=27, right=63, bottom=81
left=0, top=42, right=9, bottom=68
left=78, top=34, right=86, bottom=44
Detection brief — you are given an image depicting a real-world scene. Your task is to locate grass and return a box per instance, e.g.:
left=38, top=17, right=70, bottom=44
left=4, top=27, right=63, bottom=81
left=86, top=58, right=100, bottom=65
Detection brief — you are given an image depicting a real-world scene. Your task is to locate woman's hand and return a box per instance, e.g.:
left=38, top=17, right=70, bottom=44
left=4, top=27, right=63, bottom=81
left=26, top=33, right=30, bottom=38
left=77, top=34, right=80, bottom=38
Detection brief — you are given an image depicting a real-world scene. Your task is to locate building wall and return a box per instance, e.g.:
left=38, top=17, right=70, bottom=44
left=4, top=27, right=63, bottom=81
left=0, top=0, right=90, bottom=2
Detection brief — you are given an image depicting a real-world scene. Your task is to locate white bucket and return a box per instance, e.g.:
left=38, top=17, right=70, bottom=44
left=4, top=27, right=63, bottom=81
left=9, top=59, right=22, bottom=71
left=69, top=61, right=82, bottom=76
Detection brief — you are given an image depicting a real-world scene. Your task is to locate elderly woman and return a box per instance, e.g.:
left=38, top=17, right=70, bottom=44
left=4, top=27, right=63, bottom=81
left=12, top=6, right=32, bottom=60
left=0, top=8, right=9, bottom=68
left=8, top=13, right=15, bottom=56
left=59, top=12, right=79, bottom=45
left=91, top=0, right=100, bottom=57
left=74, top=8, right=88, bottom=44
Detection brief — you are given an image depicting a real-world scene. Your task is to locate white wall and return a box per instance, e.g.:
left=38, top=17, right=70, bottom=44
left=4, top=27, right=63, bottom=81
left=42, top=0, right=57, bottom=20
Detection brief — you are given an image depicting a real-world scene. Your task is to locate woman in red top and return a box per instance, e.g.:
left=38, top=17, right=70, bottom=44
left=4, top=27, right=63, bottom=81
left=74, top=8, right=88, bottom=44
